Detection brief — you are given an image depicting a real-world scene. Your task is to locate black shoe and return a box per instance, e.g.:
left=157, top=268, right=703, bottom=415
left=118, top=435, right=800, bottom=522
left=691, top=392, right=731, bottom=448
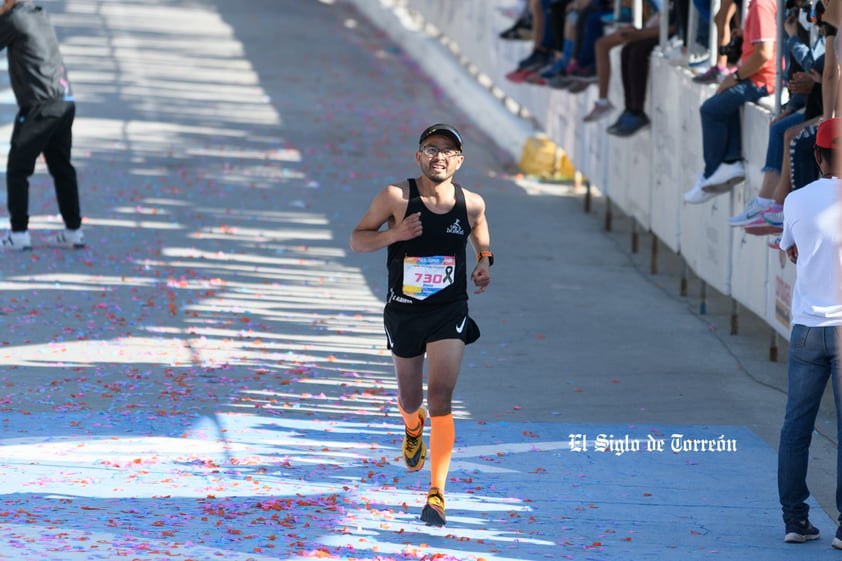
left=500, top=23, right=532, bottom=40
left=499, top=16, right=532, bottom=40
left=784, top=519, right=820, bottom=543
left=607, top=112, right=650, bottom=137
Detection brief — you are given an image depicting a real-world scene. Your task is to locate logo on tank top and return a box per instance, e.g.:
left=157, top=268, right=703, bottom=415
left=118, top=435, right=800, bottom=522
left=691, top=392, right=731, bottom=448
left=446, top=219, right=465, bottom=235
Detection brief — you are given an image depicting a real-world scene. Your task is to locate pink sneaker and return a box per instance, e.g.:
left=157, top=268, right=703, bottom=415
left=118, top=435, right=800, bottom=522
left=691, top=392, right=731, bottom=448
left=744, top=215, right=783, bottom=236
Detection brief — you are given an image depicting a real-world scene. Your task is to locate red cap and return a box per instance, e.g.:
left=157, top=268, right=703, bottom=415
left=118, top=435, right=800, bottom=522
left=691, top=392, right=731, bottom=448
left=815, top=118, right=841, bottom=149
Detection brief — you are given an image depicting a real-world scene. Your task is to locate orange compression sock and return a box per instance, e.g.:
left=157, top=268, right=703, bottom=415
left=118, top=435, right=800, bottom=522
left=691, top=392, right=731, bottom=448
left=398, top=399, right=423, bottom=436
left=430, top=413, right=455, bottom=491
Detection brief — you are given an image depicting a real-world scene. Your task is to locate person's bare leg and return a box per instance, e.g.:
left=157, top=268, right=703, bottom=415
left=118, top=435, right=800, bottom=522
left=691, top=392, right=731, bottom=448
left=393, top=353, right=425, bottom=414
left=757, top=170, right=780, bottom=199
left=530, top=0, right=545, bottom=53
left=425, top=339, right=464, bottom=417
left=596, top=32, right=625, bottom=98
left=713, top=0, right=736, bottom=69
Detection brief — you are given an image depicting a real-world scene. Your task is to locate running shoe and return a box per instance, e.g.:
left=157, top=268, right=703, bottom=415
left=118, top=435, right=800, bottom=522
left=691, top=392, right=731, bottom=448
left=767, top=235, right=782, bottom=250
left=684, top=174, right=718, bottom=204
left=566, top=80, right=592, bottom=94
left=692, top=65, right=728, bottom=84
left=761, top=207, right=784, bottom=228
left=700, top=161, right=745, bottom=193
left=607, top=112, right=650, bottom=137
left=52, top=228, right=86, bottom=249
left=606, top=110, right=631, bottom=134
left=728, top=197, right=772, bottom=226
left=402, top=408, right=426, bottom=471
left=583, top=100, right=614, bottom=123
left=833, top=525, right=842, bottom=549
left=420, top=487, right=446, bottom=527
left=744, top=215, right=782, bottom=236
left=540, top=57, right=569, bottom=79
left=1, top=230, right=32, bottom=251
left=784, top=519, right=820, bottom=543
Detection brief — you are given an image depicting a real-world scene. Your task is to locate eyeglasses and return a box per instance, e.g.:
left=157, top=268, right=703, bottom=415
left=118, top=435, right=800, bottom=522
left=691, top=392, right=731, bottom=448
left=419, top=145, right=462, bottom=158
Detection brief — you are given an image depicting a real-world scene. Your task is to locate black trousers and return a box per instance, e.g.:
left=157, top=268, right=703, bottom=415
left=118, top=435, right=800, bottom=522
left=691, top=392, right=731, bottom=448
left=620, top=37, right=659, bottom=114
left=7, top=98, right=81, bottom=232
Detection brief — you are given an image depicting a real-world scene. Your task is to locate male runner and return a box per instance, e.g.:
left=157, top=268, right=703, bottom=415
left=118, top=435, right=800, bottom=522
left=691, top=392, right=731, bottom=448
left=350, top=124, right=492, bottom=526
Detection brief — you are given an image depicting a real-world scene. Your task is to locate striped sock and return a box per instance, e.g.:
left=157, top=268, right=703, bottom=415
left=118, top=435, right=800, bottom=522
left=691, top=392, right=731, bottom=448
left=398, top=399, right=423, bottom=436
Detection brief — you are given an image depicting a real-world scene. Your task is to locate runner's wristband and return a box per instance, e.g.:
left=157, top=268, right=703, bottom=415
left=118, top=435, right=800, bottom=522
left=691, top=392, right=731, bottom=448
left=477, top=251, right=494, bottom=266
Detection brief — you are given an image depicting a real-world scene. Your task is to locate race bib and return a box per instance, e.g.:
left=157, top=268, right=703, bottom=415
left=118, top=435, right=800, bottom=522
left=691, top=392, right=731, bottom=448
left=403, top=256, right=455, bottom=300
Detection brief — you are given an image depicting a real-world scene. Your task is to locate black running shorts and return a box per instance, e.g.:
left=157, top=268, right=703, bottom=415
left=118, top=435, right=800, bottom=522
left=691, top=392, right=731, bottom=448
left=383, top=301, right=480, bottom=358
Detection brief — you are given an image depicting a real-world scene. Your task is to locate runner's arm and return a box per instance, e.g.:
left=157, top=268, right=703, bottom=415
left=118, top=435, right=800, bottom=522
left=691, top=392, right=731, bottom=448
left=467, top=193, right=491, bottom=293
left=350, top=185, right=419, bottom=253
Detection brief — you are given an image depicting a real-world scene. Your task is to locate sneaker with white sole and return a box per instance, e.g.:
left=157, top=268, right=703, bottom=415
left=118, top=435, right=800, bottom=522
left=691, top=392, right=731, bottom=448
left=684, top=174, right=718, bottom=204
left=52, top=229, right=86, bottom=249
left=1, top=230, right=32, bottom=251
left=728, top=197, right=773, bottom=226
left=761, top=207, right=784, bottom=228
left=744, top=215, right=782, bottom=235
left=784, top=518, right=820, bottom=543
left=583, top=100, right=615, bottom=123
left=692, top=65, right=729, bottom=84
left=701, top=161, right=745, bottom=193
left=833, top=525, right=842, bottom=549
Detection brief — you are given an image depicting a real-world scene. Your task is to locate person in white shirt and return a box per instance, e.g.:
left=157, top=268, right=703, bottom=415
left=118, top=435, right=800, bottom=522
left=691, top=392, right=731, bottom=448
left=776, top=117, right=842, bottom=546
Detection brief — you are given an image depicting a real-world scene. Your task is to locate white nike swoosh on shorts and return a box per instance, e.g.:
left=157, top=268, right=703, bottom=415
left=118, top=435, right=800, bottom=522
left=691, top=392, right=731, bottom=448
left=456, top=316, right=467, bottom=333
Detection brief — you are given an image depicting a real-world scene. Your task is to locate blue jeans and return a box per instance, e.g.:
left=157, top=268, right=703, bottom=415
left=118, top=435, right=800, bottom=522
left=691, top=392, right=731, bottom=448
left=778, top=324, right=842, bottom=523
left=699, top=81, right=768, bottom=178
left=762, top=112, right=805, bottom=174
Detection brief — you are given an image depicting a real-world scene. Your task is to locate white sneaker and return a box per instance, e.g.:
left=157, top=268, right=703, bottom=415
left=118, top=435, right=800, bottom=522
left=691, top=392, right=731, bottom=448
left=701, top=161, right=745, bottom=193
left=583, top=100, right=615, bottom=123
left=1, top=230, right=32, bottom=251
left=53, top=229, right=86, bottom=249
left=728, top=196, right=772, bottom=226
left=684, top=174, right=718, bottom=204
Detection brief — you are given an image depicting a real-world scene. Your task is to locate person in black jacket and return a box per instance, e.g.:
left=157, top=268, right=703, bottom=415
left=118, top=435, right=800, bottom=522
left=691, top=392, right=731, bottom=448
left=0, top=0, right=84, bottom=250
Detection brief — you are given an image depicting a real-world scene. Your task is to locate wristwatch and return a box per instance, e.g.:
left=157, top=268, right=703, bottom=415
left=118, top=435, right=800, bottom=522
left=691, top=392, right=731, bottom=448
left=477, top=251, right=494, bottom=266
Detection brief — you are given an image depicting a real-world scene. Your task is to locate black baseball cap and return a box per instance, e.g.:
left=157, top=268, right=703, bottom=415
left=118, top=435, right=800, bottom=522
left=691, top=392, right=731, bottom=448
left=418, top=124, right=463, bottom=151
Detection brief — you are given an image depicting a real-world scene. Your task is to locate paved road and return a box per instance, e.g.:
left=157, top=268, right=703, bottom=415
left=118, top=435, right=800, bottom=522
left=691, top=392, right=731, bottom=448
left=0, top=0, right=838, bottom=559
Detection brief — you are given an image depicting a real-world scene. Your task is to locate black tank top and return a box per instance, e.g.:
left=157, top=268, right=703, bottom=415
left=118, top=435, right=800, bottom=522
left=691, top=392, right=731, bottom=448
left=386, top=178, right=471, bottom=307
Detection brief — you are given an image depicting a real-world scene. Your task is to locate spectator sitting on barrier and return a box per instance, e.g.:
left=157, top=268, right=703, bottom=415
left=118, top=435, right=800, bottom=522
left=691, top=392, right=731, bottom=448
left=506, top=0, right=558, bottom=83
left=683, top=0, right=777, bottom=204
left=775, top=117, right=842, bottom=548
left=541, top=0, right=584, bottom=86
left=579, top=0, right=667, bottom=124
left=693, top=0, right=742, bottom=83
left=603, top=13, right=678, bottom=135
left=740, top=73, right=822, bottom=237
left=553, top=0, right=615, bottom=91
left=728, top=13, right=825, bottom=232
left=737, top=0, right=838, bottom=244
